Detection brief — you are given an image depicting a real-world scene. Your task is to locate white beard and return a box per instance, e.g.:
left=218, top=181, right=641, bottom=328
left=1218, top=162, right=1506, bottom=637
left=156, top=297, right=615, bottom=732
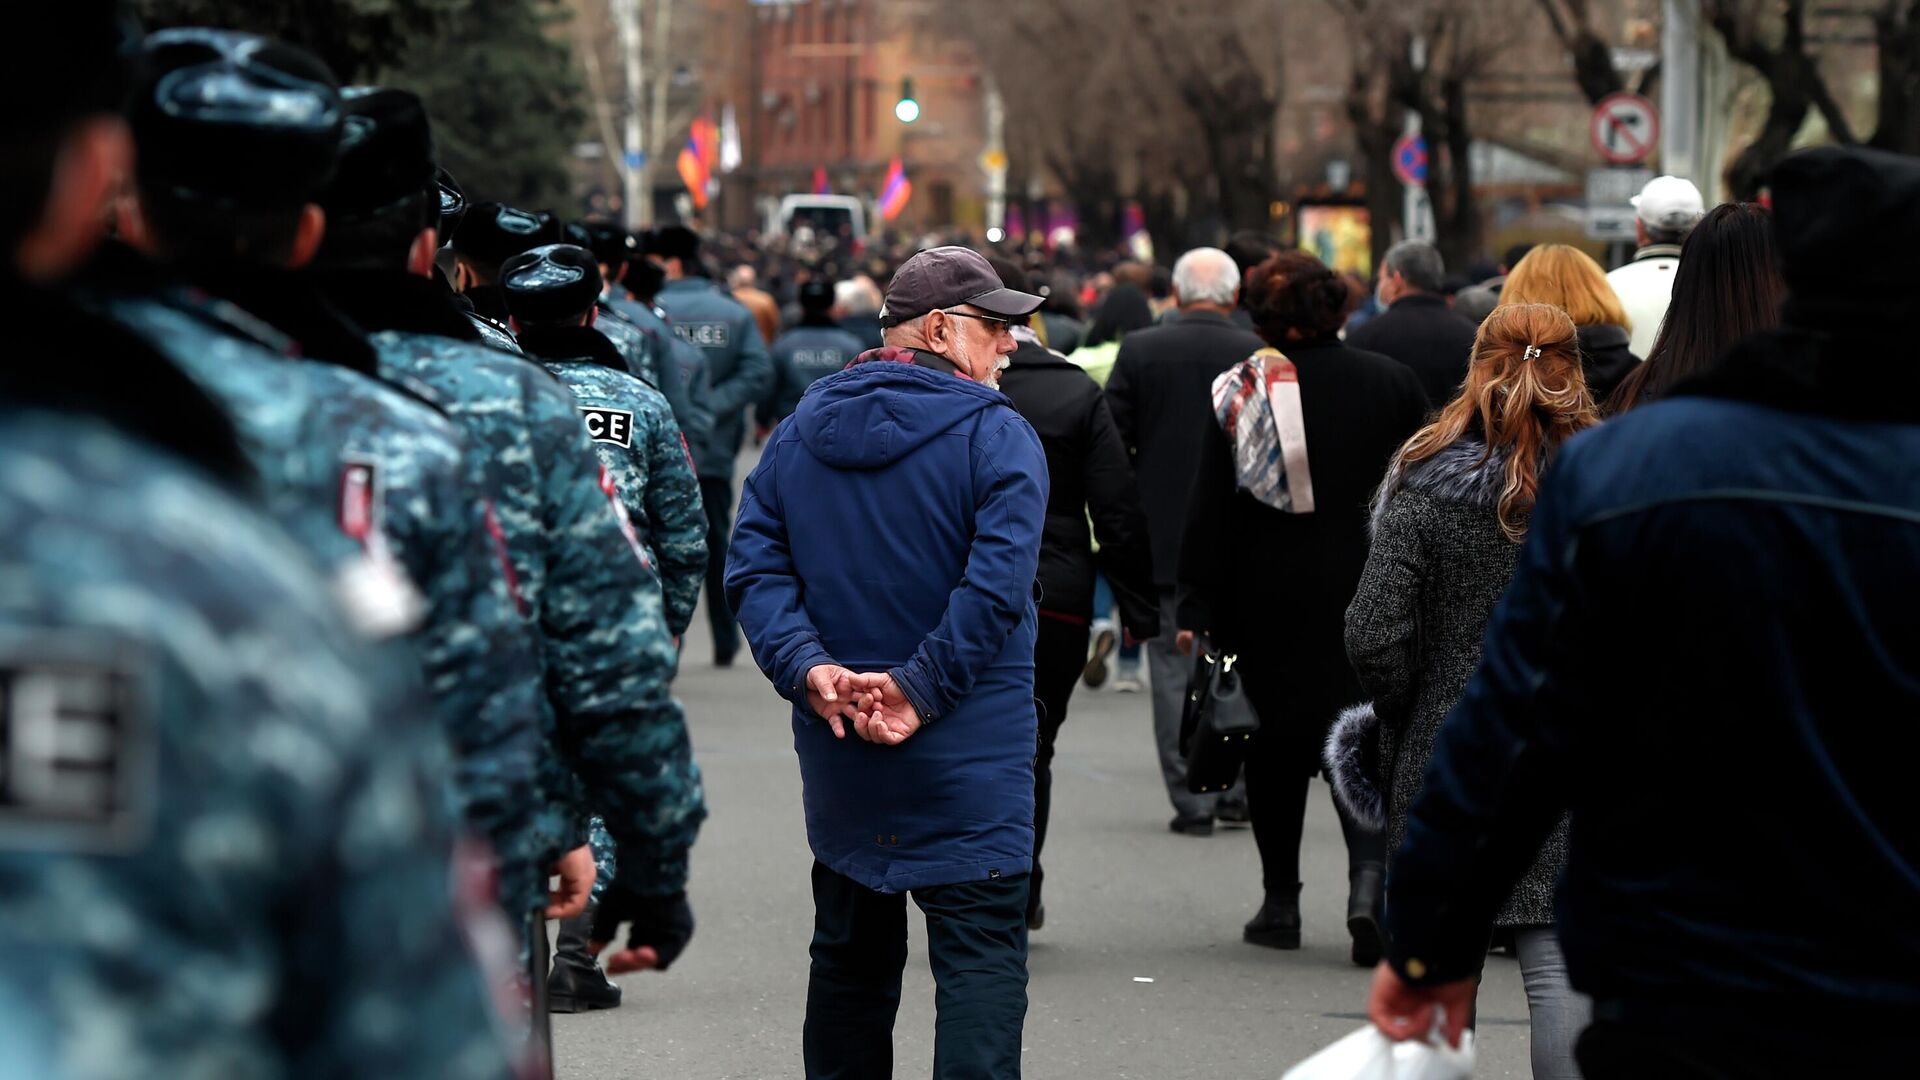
left=952, top=335, right=1006, bottom=390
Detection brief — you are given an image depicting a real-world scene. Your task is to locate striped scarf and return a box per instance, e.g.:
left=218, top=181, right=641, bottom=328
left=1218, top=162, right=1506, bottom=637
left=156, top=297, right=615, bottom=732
left=1211, top=347, right=1315, bottom=513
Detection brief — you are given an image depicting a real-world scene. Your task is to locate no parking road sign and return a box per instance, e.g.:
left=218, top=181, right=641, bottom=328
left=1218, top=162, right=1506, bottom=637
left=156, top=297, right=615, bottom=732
left=1591, top=93, right=1658, bottom=165
left=1391, top=133, right=1428, bottom=187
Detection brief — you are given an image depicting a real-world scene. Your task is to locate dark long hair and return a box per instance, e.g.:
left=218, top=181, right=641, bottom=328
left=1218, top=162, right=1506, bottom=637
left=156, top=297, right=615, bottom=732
left=1611, top=203, right=1782, bottom=412
left=1083, top=284, right=1153, bottom=347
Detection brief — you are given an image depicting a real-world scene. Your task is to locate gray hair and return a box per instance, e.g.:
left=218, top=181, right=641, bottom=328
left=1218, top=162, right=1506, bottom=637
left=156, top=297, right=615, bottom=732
left=837, top=278, right=882, bottom=316
left=1172, top=247, right=1240, bottom=307
left=1383, top=241, right=1446, bottom=293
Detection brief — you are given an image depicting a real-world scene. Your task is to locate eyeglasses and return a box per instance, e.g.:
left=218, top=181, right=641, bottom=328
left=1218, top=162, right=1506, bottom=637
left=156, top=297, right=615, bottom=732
left=938, top=309, right=1017, bottom=336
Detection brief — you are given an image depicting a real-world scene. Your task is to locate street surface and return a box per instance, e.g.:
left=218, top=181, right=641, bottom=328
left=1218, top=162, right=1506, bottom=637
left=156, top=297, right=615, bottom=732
left=554, top=602, right=1532, bottom=1079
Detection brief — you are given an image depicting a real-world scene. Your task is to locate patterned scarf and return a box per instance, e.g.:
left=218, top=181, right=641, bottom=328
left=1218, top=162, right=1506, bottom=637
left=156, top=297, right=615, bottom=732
left=1211, top=347, right=1315, bottom=513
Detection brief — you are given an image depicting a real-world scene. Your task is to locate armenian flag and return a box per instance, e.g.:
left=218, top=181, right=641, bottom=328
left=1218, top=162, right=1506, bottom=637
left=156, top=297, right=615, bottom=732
left=677, top=116, right=719, bottom=209
left=878, top=157, right=911, bottom=222
left=812, top=165, right=831, bottom=195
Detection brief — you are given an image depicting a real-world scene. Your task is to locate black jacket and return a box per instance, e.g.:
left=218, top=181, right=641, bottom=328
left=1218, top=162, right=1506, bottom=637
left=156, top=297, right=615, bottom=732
left=1104, top=310, right=1268, bottom=585
left=997, top=336, right=1159, bottom=640
left=1345, top=293, right=1478, bottom=407
left=1385, top=327, right=1920, bottom=1062
left=1177, top=338, right=1430, bottom=773
left=1576, top=323, right=1639, bottom=403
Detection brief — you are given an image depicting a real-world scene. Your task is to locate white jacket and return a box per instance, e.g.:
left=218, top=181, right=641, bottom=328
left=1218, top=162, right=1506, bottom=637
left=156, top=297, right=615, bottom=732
left=1607, top=244, right=1684, bottom=358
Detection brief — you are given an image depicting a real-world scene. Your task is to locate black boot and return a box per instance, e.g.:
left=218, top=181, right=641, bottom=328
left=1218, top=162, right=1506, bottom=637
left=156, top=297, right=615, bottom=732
left=1346, top=862, right=1385, bottom=967
left=1243, top=884, right=1302, bottom=949
left=548, top=913, right=622, bottom=1013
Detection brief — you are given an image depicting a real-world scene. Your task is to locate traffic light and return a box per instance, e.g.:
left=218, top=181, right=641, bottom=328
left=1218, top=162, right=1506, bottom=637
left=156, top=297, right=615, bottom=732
left=894, top=78, right=920, bottom=124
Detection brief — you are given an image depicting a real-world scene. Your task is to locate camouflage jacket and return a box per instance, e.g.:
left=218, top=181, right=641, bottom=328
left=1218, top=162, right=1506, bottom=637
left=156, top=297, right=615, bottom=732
left=317, top=271, right=707, bottom=897
left=0, top=403, right=511, bottom=1080
left=77, top=261, right=548, bottom=914
left=655, top=277, right=774, bottom=480
left=519, top=324, right=709, bottom=636
left=603, top=297, right=716, bottom=466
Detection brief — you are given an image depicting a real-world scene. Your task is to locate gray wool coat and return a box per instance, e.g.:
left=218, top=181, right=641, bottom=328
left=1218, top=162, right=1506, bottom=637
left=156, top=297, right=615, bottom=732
left=1336, top=438, right=1570, bottom=927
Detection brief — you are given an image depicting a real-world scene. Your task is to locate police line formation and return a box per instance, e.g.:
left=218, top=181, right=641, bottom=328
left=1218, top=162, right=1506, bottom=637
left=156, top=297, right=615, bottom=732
left=5, top=5, right=1919, bottom=1079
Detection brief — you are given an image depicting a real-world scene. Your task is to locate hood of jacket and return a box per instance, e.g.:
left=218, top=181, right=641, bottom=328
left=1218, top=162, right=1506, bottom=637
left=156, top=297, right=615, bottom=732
left=1371, top=437, right=1517, bottom=535
left=791, top=348, right=1011, bottom=470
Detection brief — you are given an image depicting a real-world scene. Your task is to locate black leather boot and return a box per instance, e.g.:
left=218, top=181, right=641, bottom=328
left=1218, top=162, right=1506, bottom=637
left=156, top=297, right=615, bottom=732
left=1242, top=884, right=1303, bottom=949
left=1347, top=861, right=1385, bottom=967
left=548, top=912, right=622, bottom=1013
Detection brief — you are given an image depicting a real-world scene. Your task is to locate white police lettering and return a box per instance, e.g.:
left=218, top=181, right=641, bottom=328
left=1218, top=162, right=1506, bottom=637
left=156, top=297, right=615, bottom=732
left=580, top=406, right=635, bottom=448
left=0, top=637, right=153, bottom=851
left=793, top=348, right=845, bottom=372
left=674, top=321, right=730, bottom=349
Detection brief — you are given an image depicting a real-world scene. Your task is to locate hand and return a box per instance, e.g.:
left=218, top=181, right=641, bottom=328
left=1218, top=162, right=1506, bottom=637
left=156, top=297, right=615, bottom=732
left=1367, top=961, right=1476, bottom=1049
left=545, top=844, right=597, bottom=919
left=590, top=887, right=696, bottom=975
left=1175, top=629, right=1197, bottom=657
left=847, top=673, right=923, bottom=746
left=805, top=664, right=861, bottom=738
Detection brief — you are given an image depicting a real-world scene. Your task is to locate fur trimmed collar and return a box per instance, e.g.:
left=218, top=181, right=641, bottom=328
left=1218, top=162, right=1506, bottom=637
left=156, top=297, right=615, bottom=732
left=1371, top=437, right=1516, bottom=535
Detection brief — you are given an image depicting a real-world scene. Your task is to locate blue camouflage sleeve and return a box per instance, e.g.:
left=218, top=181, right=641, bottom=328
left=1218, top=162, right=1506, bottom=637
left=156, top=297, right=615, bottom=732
left=642, top=398, right=709, bottom=636
left=380, top=418, right=548, bottom=916
left=530, top=385, right=707, bottom=895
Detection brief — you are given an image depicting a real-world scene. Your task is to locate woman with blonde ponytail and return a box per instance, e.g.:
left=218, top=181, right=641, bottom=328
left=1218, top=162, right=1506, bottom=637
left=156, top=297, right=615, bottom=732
left=1331, top=303, right=1598, bottom=1078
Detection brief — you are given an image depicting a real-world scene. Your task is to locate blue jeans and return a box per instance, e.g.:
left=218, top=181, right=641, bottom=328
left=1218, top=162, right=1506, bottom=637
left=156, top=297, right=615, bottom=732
left=804, top=862, right=1030, bottom=1079
left=1090, top=574, right=1141, bottom=670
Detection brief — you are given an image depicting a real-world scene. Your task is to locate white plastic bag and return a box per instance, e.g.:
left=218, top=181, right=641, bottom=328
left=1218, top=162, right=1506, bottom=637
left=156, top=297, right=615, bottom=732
left=1280, top=1020, right=1474, bottom=1080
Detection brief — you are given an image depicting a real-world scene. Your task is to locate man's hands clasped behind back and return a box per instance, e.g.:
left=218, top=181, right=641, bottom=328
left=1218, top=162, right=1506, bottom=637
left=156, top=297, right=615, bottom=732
left=805, top=664, right=924, bottom=746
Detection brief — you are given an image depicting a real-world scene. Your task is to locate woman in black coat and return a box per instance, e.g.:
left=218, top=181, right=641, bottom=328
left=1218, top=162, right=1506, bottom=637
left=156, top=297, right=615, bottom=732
left=1177, top=252, right=1429, bottom=963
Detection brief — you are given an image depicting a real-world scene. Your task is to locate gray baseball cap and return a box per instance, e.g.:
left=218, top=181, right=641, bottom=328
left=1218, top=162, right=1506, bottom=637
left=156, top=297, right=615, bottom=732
left=878, top=246, right=1045, bottom=327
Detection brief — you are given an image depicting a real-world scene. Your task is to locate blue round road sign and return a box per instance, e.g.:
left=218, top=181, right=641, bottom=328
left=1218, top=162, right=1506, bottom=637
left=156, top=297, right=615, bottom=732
left=1392, top=134, right=1429, bottom=187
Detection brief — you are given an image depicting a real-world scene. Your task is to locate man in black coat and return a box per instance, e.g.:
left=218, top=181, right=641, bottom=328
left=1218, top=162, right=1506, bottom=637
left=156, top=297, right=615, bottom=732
left=991, top=257, right=1159, bottom=929
left=1347, top=240, right=1478, bottom=408
left=1105, top=246, right=1265, bottom=834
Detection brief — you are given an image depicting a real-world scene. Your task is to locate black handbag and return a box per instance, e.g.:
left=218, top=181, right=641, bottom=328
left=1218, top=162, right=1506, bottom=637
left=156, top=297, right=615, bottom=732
left=1179, top=648, right=1260, bottom=795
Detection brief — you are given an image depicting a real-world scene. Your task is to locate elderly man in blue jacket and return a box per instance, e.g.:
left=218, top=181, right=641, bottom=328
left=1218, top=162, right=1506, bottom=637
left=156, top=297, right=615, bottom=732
left=726, top=247, right=1048, bottom=1079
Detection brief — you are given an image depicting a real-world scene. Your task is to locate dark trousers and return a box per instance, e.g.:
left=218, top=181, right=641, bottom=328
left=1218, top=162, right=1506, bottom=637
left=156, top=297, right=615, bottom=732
left=1031, top=615, right=1091, bottom=919
left=804, top=863, right=1030, bottom=1080
left=1241, top=680, right=1383, bottom=895
left=698, top=476, right=740, bottom=661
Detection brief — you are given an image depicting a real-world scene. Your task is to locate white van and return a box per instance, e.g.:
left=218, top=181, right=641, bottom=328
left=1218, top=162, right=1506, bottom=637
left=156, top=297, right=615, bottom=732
left=765, top=194, right=868, bottom=247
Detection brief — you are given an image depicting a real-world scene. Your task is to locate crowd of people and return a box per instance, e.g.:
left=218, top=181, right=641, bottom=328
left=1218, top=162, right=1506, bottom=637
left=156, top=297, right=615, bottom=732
left=6, top=5, right=1917, bottom=1079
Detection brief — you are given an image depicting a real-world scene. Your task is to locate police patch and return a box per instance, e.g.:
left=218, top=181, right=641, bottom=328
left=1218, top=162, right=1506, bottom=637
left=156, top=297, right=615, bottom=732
left=580, top=406, right=635, bottom=448
left=0, top=634, right=154, bottom=852
left=674, top=321, right=730, bottom=349
left=338, top=457, right=381, bottom=545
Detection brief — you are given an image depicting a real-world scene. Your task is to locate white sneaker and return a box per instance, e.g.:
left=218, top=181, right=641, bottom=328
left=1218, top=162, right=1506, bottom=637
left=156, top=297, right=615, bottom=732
left=1083, top=622, right=1118, bottom=688
left=1112, top=672, right=1144, bottom=693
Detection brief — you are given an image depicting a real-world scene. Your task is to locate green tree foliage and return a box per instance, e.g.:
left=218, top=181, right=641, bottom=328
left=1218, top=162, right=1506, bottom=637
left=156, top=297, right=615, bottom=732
left=134, top=0, right=587, bottom=214
left=384, top=0, right=586, bottom=211
left=135, top=0, right=468, bottom=82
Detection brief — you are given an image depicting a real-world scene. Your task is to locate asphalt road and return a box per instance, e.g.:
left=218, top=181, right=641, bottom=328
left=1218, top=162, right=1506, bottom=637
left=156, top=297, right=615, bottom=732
left=552, top=605, right=1533, bottom=1079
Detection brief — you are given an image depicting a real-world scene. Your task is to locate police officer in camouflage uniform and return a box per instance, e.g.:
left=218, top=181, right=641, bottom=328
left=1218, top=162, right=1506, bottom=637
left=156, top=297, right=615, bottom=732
left=83, top=29, right=554, bottom=920
left=763, top=277, right=868, bottom=425
left=501, top=242, right=709, bottom=635
left=303, top=88, right=708, bottom=1006
left=0, top=9, right=511, bottom=1074
left=612, top=239, right=718, bottom=469
left=650, top=224, right=775, bottom=666
left=452, top=200, right=562, bottom=328
left=569, top=221, right=713, bottom=452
